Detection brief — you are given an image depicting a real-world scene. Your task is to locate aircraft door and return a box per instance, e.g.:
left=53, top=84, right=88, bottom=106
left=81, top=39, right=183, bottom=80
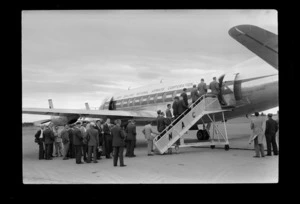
left=220, top=73, right=239, bottom=106
left=109, top=97, right=116, bottom=110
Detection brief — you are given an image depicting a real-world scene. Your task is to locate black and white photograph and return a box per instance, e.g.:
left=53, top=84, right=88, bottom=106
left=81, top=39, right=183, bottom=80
left=22, top=10, right=278, bottom=184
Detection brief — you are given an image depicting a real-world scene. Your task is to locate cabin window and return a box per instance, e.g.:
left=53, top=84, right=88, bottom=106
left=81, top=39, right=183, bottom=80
left=148, top=94, right=156, bottom=104
left=164, top=91, right=175, bottom=102
left=156, top=92, right=164, bottom=103
left=128, top=98, right=133, bottom=107
left=133, top=97, right=141, bottom=106
left=141, top=95, right=148, bottom=105
left=116, top=100, right=121, bottom=109
left=122, top=99, right=128, bottom=107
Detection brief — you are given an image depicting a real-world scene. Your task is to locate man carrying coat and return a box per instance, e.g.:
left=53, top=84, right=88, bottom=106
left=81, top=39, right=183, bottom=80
left=73, top=122, right=84, bottom=164
left=111, top=119, right=126, bottom=167
left=86, top=122, right=99, bottom=163
left=43, top=125, right=55, bottom=160
left=249, top=112, right=265, bottom=158
left=265, top=113, right=279, bottom=156
left=125, top=120, right=137, bottom=157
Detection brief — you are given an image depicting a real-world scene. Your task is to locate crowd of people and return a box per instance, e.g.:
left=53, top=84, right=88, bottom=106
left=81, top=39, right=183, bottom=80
left=34, top=118, right=139, bottom=167
left=34, top=77, right=278, bottom=164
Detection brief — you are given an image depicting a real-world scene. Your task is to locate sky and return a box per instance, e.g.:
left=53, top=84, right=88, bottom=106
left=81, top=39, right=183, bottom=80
left=22, top=10, right=278, bottom=122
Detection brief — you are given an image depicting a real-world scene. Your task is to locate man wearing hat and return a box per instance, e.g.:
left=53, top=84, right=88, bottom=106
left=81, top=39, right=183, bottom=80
left=73, top=122, right=84, bottom=164
left=265, top=113, right=279, bottom=156
left=86, top=122, right=99, bottom=163
left=111, top=119, right=126, bottom=167
left=43, top=124, right=55, bottom=160
left=180, top=88, right=188, bottom=107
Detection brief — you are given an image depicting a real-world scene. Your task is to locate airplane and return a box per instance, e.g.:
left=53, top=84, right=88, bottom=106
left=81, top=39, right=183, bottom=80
left=23, top=24, right=278, bottom=141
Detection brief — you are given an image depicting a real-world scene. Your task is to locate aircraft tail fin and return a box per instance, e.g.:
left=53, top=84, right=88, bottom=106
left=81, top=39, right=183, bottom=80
left=48, top=99, right=54, bottom=109
left=229, top=25, right=278, bottom=70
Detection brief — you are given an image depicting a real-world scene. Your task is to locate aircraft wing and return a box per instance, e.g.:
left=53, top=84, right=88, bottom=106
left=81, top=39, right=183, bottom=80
left=229, top=24, right=278, bottom=70
left=23, top=108, right=157, bottom=119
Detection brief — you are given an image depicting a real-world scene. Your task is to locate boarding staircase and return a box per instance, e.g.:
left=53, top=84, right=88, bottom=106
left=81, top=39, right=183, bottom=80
left=153, top=94, right=231, bottom=154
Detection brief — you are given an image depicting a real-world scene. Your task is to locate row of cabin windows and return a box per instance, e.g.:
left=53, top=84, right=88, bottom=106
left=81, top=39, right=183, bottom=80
left=103, top=88, right=193, bottom=109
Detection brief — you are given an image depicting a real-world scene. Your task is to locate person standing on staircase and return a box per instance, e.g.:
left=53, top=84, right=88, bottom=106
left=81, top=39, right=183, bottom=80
left=198, top=78, right=207, bottom=99
left=180, top=88, right=188, bottom=107
left=209, top=77, right=225, bottom=105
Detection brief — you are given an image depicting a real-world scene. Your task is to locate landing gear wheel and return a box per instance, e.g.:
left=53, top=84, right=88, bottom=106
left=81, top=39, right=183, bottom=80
left=197, top=129, right=210, bottom=141
left=167, top=148, right=172, bottom=154
left=210, top=145, right=215, bottom=149
left=225, top=144, right=230, bottom=151
left=197, top=130, right=204, bottom=141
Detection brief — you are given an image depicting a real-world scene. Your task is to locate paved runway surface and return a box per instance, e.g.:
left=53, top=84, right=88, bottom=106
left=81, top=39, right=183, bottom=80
left=22, top=116, right=278, bottom=183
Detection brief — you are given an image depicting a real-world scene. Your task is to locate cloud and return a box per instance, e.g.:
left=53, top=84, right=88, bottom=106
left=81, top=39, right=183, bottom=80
left=22, top=10, right=277, bottom=122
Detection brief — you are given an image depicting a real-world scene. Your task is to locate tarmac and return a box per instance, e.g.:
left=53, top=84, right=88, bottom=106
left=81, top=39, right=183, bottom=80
left=22, top=116, right=279, bottom=184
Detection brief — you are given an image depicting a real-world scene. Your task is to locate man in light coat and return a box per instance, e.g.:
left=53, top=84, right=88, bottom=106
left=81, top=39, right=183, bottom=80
left=191, top=84, right=199, bottom=104
left=61, top=124, right=70, bottom=160
left=198, top=78, right=207, bottom=97
left=249, top=112, right=265, bottom=158
left=80, top=122, right=88, bottom=162
left=53, top=126, right=63, bottom=157
left=86, top=123, right=99, bottom=163
left=142, top=121, right=159, bottom=156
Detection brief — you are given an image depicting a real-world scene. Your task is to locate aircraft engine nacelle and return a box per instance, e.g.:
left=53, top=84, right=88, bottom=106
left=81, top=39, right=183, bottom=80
left=51, top=114, right=80, bottom=126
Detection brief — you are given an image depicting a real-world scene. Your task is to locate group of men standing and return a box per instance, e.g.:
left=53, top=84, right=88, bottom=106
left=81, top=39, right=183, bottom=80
left=34, top=118, right=140, bottom=167
left=249, top=112, right=279, bottom=158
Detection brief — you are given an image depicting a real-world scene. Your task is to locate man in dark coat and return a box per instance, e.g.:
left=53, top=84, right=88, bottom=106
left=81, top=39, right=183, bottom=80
left=111, top=119, right=126, bottom=167
left=209, top=77, right=225, bottom=105
left=265, top=113, right=279, bottom=156
left=43, top=125, right=55, bottom=160
left=125, top=120, right=137, bottom=157
left=95, top=119, right=103, bottom=160
left=68, top=126, right=75, bottom=158
left=73, top=122, right=84, bottom=164
left=172, top=97, right=179, bottom=119
left=180, top=88, right=188, bottom=107
left=103, top=118, right=113, bottom=159
left=157, top=112, right=166, bottom=133
left=86, top=123, right=99, bottom=163
left=34, top=125, right=45, bottom=160
left=178, top=96, right=188, bottom=116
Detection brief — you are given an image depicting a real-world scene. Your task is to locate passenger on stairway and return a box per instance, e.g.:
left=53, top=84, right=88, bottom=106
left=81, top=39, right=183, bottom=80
left=172, top=97, right=179, bottom=120
left=165, top=104, right=173, bottom=119
left=178, top=96, right=188, bottom=120
left=209, top=77, right=225, bottom=105
left=198, top=78, right=208, bottom=98
left=180, top=88, right=189, bottom=107
left=191, top=84, right=199, bottom=106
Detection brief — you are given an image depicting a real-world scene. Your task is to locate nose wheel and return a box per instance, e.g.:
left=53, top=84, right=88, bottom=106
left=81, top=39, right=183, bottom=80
left=225, top=144, right=230, bottom=151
